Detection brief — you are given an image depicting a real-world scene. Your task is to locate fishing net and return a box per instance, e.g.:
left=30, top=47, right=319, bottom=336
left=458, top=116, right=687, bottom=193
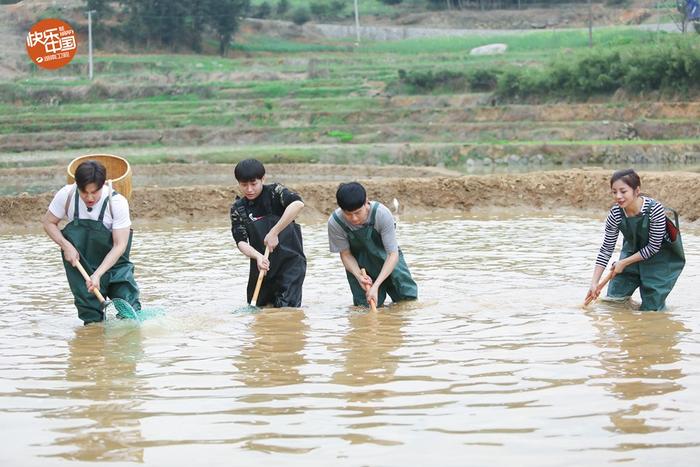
left=104, top=299, right=165, bottom=322
left=135, top=307, right=166, bottom=320
left=233, top=304, right=262, bottom=314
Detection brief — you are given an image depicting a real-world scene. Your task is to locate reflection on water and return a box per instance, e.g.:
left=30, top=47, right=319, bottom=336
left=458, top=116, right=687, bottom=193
left=236, top=309, right=309, bottom=387
left=47, top=325, right=146, bottom=462
left=331, top=311, right=404, bottom=391
left=1, top=215, right=699, bottom=466
left=588, top=306, right=687, bottom=437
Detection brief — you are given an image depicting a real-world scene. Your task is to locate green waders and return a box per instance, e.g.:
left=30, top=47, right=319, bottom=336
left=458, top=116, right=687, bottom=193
left=333, top=202, right=418, bottom=307
left=61, top=189, right=141, bottom=324
left=607, top=202, right=685, bottom=311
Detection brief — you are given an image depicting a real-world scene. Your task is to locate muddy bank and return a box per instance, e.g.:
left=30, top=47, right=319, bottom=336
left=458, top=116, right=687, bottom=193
left=0, top=162, right=460, bottom=182
left=0, top=163, right=461, bottom=196
left=2, top=169, right=699, bottom=231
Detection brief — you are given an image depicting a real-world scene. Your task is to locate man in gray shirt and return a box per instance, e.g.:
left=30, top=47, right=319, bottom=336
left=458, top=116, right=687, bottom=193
left=327, top=182, right=418, bottom=308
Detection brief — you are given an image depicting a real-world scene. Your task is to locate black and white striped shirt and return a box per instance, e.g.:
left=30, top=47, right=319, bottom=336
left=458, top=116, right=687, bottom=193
left=596, top=197, right=667, bottom=268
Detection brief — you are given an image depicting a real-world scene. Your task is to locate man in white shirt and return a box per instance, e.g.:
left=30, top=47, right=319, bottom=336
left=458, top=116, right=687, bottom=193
left=42, top=160, right=141, bottom=324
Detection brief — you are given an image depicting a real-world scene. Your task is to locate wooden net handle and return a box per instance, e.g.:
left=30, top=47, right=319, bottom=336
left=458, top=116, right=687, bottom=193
left=251, top=246, right=270, bottom=307
left=583, top=269, right=616, bottom=307
left=360, top=268, right=378, bottom=312
left=73, top=261, right=107, bottom=303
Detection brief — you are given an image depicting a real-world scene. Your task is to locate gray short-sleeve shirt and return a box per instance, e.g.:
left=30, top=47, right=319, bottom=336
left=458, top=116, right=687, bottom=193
left=327, top=201, right=399, bottom=254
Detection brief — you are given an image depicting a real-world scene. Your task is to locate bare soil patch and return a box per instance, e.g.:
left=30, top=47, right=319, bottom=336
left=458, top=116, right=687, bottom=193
left=2, top=166, right=699, bottom=232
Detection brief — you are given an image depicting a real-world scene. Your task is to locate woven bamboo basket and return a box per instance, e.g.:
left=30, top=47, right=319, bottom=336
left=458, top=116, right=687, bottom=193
left=67, top=154, right=132, bottom=201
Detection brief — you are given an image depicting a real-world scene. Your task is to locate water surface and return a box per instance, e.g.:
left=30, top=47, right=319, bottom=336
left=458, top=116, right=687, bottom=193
left=1, top=214, right=699, bottom=466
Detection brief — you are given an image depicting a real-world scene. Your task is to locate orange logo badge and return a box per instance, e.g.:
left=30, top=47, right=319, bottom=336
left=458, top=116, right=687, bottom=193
left=26, top=18, right=78, bottom=70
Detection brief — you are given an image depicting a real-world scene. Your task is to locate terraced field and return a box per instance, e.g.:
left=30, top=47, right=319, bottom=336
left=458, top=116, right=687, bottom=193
left=3, top=28, right=699, bottom=175
left=0, top=8, right=699, bottom=231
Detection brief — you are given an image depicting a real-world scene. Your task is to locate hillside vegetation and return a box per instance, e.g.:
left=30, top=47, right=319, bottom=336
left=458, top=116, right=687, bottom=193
left=1, top=1, right=699, bottom=175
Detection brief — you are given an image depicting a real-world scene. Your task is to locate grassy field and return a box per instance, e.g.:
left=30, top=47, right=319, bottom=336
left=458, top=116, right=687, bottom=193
left=248, top=0, right=424, bottom=19
left=1, top=27, right=699, bottom=174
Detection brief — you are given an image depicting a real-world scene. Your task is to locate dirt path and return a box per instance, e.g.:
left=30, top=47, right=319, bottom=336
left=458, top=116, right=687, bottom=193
left=244, top=3, right=667, bottom=41
left=3, top=168, right=699, bottom=232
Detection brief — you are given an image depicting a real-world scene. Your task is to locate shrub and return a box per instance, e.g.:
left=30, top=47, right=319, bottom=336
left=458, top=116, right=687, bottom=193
left=291, top=6, right=310, bottom=25
left=252, top=1, right=272, bottom=19
left=396, top=69, right=468, bottom=93
left=495, top=70, right=522, bottom=98
left=494, top=39, right=700, bottom=100
left=330, top=0, right=346, bottom=16
left=571, top=51, right=625, bottom=95
left=310, top=2, right=328, bottom=19
left=328, top=130, right=353, bottom=143
left=468, top=69, right=499, bottom=91
left=309, top=1, right=345, bottom=20
left=276, top=0, right=289, bottom=16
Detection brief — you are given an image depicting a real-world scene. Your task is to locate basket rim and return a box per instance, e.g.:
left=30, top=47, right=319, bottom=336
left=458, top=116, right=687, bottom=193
left=66, top=154, right=131, bottom=182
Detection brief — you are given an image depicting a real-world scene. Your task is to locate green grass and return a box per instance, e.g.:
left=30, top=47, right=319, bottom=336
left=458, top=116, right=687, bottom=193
left=230, top=36, right=350, bottom=53
left=3, top=26, right=700, bottom=171
left=249, top=0, right=424, bottom=18
left=2, top=138, right=700, bottom=170
left=362, top=27, right=670, bottom=55
left=327, top=130, right=354, bottom=143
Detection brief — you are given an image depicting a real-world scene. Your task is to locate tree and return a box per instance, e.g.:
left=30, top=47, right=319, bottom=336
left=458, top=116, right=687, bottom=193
left=206, top=0, right=250, bottom=56
left=276, top=0, right=290, bottom=16
left=85, top=0, right=113, bottom=46
left=113, top=0, right=248, bottom=54
left=117, top=0, right=193, bottom=49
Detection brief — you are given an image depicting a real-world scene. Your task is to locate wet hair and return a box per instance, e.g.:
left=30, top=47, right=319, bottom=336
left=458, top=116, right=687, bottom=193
left=610, top=168, right=641, bottom=190
left=74, top=160, right=106, bottom=191
left=234, top=159, right=265, bottom=182
left=336, top=182, right=367, bottom=211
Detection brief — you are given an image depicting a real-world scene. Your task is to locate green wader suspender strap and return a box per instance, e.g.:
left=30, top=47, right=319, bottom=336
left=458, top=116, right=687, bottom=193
left=333, top=202, right=417, bottom=307
left=63, top=181, right=115, bottom=223
left=331, top=201, right=379, bottom=236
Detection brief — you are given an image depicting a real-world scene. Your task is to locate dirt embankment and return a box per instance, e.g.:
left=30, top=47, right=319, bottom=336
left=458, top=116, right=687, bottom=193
left=245, top=4, right=653, bottom=41
left=3, top=169, right=699, bottom=231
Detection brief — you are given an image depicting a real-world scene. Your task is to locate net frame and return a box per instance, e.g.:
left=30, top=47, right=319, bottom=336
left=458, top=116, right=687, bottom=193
left=104, top=298, right=140, bottom=321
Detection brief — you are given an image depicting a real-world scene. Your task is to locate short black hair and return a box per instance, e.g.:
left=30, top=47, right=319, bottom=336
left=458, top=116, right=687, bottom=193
left=75, top=160, right=106, bottom=191
left=234, top=159, right=265, bottom=182
left=610, top=168, right=641, bottom=190
left=336, top=182, right=367, bottom=211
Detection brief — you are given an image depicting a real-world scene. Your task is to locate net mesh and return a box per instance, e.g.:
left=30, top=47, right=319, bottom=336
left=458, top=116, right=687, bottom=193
left=104, top=299, right=165, bottom=322
left=136, top=307, right=166, bottom=320
left=233, top=304, right=262, bottom=314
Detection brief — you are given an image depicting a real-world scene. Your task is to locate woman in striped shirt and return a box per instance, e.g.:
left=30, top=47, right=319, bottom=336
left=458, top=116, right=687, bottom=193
left=586, top=169, right=685, bottom=311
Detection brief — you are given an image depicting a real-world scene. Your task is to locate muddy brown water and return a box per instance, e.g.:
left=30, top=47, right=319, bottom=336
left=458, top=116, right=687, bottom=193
left=1, top=213, right=699, bottom=465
